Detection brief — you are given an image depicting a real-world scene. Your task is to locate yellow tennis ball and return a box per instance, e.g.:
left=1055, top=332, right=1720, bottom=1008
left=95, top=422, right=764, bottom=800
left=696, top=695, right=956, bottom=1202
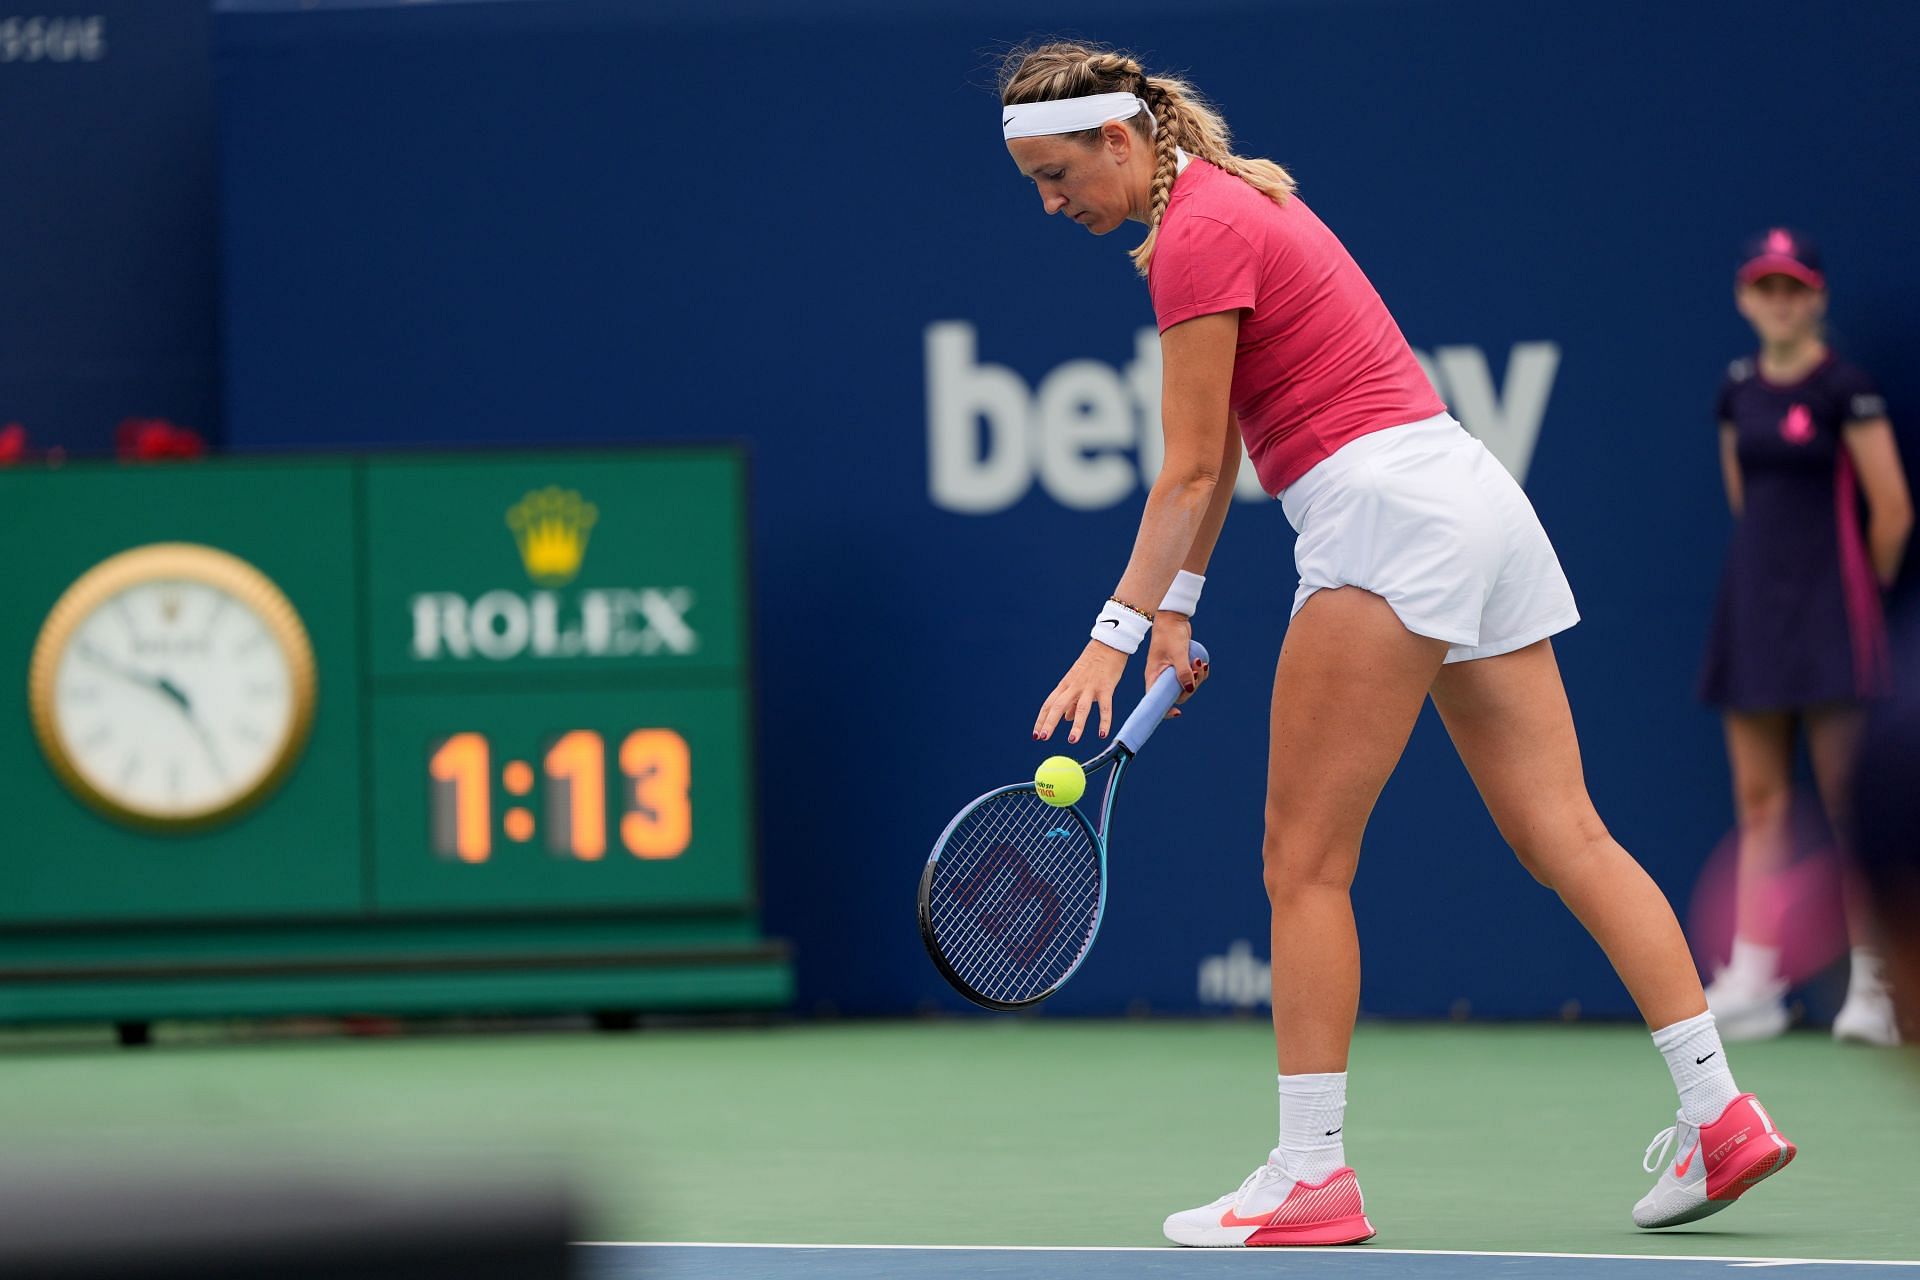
left=1033, top=755, right=1086, bottom=807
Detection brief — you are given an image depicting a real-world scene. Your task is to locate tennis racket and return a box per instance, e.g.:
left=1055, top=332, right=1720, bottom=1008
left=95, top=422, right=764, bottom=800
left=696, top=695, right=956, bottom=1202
left=917, top=639, right=1210, bottom=1010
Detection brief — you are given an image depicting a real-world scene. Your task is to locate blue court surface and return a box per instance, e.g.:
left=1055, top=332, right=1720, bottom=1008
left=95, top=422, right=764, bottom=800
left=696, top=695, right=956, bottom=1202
left=578, top=1245, right=1920, bottom=1280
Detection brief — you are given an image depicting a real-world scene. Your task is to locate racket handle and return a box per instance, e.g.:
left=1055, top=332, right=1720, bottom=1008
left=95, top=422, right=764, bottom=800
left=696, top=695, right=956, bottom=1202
left=1117, top=640, right=1209, bottom=754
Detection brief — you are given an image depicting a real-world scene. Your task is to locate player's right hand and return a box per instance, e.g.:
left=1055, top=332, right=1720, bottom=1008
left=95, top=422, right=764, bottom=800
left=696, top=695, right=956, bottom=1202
left=1146, top=613, right=1208, bottom=717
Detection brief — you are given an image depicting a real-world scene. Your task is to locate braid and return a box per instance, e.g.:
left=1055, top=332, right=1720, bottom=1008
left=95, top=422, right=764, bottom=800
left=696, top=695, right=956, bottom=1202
left=1082, top=50, right=1142, bottom=81
left=1131, top=73, right=1297, bottom=274
left=1127, top=87, right=1184, bottom=276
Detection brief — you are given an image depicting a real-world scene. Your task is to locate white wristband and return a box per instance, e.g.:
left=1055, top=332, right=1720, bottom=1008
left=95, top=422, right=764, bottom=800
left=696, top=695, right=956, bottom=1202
left=1090, top=600, right=1151, bottom=654
left=1159, top=570, right=1204, bottom=616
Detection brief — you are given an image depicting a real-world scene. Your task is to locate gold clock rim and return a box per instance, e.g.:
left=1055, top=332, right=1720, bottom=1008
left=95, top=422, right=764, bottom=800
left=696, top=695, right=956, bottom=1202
left=27, top=542, right=318, bottom=832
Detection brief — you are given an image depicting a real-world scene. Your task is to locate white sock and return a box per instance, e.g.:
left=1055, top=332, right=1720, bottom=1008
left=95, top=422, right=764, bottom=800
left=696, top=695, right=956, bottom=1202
left=1849, top=947, right=1888, bottom=998
left=1273, top=1072, right=1346, bottom=1184
left=1726, top=938, right=1780, bottom=988
left=1653, top=1011, right=1741, bottom=1125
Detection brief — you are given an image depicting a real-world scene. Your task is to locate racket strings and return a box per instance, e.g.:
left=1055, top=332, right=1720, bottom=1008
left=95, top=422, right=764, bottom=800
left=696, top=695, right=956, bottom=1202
left=927, top=788, right=1103, bottom=1004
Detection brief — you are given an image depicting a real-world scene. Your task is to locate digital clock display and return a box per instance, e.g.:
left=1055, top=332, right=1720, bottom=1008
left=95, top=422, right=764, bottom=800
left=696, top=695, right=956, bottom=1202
left=426, top=727, right=692, bottom=864
left=368, top=685, right=751, bottom=914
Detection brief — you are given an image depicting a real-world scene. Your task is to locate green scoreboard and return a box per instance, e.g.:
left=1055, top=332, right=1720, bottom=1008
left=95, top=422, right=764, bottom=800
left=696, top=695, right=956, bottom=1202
left=0, top=449, right=790, bottom=1027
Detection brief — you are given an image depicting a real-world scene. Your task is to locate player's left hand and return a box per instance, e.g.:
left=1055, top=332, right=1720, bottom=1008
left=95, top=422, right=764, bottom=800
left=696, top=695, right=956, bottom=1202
left=1147, top=612, right=1208, bottom=718
left=1034, top=640, right=1128, bottom=745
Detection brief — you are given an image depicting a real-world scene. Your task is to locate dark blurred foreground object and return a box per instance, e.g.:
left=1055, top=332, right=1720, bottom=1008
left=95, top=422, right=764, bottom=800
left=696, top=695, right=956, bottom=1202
left=0, top=1165, right=579, bottom=1279
left=115, top=417, right=207, bottom=460
left=1853, top=690, right=1920, bottom=1038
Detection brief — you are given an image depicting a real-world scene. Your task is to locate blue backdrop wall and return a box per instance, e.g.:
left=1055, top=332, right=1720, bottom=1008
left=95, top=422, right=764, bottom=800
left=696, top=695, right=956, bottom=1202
left=1, top=0, right=220, bottom=451
left=212, top=0, right=1920, bottom=1018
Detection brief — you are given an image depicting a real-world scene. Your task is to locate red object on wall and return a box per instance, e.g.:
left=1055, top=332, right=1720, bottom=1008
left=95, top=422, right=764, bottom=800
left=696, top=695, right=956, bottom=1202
left=116, top=417, right=206, bottom=461
left=0, top=423, right=29, bottom=465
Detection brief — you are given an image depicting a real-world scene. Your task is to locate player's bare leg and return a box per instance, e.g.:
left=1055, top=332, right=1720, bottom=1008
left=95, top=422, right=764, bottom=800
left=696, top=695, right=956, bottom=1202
left=1166, top=586, right=1444, bottom=1248
left=1429, top=638, right=1794, bottom=1228
left=1265, top=586, right=1448, bottom=1072
left=1429, top=639, right=1703, bottom=1028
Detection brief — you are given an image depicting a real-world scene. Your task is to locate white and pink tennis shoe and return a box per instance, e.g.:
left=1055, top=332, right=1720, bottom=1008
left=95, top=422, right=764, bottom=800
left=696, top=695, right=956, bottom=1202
left=1162, top=1161, right=1375, bottom=1247
left=1634, top=1092, right=1797, bottom=1228
left=1167, top=1092, right=1795, bottom=1244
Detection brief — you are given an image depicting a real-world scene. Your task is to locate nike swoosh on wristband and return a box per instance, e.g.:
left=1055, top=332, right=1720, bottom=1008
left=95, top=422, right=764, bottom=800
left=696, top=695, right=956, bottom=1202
left=1696, top=1052, right=1717, bottom=1064
left=1325, top=1128, right=1341, bottom=1136
left=1099, top=618, right=1120, bottom=627
left=1674, top=1142, right=1700, bottom=1177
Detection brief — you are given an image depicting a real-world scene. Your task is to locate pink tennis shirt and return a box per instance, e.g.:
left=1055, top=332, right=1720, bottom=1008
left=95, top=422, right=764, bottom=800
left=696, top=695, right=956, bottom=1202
left=1147, top=159, right=1445, bottom=495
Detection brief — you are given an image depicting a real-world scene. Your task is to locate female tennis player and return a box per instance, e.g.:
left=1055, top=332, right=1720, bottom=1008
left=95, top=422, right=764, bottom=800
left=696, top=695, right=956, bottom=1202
left=999, top=42, right=1797, bottom=1244
left=1698, top=229, right=1911, bottom=1047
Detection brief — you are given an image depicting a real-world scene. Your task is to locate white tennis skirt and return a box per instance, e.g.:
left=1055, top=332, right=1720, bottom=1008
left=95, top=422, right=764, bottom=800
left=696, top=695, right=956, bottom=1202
left=1278, top=413, right=1580, bottom=664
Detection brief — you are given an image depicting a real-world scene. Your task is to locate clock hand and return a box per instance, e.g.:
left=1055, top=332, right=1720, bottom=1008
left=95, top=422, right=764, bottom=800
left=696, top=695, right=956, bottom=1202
left=150, top=671, right=230, bottom=779
left=74, top=641, right=190, bottom=713
left=74, top=642, right=223, bottom=774
left=155, top=674, right=191, bottom=710
left=184, top=713, right=228, bottom=780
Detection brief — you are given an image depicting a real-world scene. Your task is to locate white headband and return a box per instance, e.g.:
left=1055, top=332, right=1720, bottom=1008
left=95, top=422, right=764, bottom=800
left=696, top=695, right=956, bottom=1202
left=1001, top=92, right=1150, bottom=141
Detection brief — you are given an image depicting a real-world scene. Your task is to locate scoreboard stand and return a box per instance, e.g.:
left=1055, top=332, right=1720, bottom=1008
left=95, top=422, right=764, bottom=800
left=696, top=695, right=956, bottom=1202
left=0, top=450, right=792, bottom=1029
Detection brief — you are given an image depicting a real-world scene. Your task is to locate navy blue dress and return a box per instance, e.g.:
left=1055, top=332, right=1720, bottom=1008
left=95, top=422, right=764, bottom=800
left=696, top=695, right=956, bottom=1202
left=1699, top=353, right=1892, bottom=711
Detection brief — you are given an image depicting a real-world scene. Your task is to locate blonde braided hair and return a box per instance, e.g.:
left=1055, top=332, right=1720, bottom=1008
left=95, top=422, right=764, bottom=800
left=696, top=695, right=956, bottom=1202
left=1000, top=41, right=1295, bottom=275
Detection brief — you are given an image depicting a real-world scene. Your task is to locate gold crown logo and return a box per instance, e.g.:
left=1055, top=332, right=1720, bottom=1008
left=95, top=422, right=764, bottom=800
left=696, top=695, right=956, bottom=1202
left=506, top=486, right=598, bottom=587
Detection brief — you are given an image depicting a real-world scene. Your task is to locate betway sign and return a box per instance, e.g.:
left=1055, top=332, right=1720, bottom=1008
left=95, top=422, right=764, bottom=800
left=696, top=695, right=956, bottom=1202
left=925, top=321, right=1560, bottom=514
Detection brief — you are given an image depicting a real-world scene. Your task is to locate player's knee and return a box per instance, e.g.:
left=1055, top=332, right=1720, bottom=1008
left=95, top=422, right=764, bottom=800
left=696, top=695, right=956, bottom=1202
left=1260, top=829, right=1357, bottom=904
left=1505, top=812, right=1613, bottom=889
left=1510, top=840, right=1556, bottom=887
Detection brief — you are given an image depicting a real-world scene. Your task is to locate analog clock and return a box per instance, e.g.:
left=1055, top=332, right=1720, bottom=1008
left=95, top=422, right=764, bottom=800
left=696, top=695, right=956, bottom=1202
left=28, top=543, right=317, bottom=829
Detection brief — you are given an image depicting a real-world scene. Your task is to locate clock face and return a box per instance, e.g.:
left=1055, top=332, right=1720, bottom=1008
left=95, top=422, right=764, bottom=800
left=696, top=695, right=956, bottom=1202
left=30, top=545, right=316, bottom=828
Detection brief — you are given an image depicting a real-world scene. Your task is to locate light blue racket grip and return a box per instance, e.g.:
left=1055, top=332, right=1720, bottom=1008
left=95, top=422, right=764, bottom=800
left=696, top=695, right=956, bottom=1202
left=1116, top=640, right=1209, bottom=754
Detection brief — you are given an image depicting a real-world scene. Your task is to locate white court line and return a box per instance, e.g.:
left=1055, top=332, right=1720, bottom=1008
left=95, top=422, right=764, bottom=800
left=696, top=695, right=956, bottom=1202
left=581, top=1242, right=1920, bottom=1267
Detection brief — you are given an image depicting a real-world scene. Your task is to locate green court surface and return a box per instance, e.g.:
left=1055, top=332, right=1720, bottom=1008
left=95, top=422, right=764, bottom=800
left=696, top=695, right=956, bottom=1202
left=2, top=1019, right=1914, bottom=1261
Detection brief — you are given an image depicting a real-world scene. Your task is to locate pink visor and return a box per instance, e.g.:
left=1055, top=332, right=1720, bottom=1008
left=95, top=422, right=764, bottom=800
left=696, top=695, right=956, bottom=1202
left=1738, top=254, right=1824, bottom=289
